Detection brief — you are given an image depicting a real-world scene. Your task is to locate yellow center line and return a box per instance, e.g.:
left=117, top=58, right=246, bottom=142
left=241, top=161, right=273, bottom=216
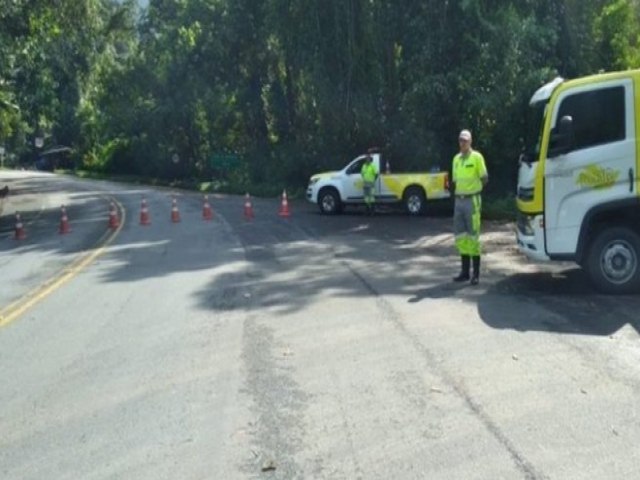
left=0, top=199, right=126, bottom=328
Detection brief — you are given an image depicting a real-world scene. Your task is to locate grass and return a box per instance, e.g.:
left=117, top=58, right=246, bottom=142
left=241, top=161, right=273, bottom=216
left=483, top=195, right=517, bottom=222
left=60, top=169, right=305, bottom=200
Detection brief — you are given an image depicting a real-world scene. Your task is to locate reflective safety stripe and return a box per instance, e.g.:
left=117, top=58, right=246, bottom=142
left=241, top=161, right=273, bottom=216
left=455, top=195, right=482, bottom=256
left=363, top=181, right=375, bottom=205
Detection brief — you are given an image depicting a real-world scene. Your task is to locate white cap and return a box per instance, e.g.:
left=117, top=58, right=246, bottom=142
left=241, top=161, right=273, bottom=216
left=459, top=129, right=472, bottom=141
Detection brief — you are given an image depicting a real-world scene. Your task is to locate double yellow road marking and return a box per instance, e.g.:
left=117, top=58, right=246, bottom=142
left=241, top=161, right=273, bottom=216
left=0, top=199, right=125, bottom=328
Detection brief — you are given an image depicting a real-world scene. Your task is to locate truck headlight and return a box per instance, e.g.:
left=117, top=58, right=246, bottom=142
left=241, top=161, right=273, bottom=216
left=308, top=178, right=319, bottom=187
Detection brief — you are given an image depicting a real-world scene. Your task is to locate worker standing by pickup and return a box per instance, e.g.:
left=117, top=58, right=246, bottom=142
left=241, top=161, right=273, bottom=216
left=361, top=154, right=378, bottom=215
left=451, top=129, right=488, bottom=285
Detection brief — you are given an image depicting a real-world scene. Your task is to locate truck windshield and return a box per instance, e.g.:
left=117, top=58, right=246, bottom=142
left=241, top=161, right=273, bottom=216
left=521, top=100, right=547, bottom=164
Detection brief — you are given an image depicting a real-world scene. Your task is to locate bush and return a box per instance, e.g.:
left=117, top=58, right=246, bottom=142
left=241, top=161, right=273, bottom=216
left=483, top=195, right=517, bottom=221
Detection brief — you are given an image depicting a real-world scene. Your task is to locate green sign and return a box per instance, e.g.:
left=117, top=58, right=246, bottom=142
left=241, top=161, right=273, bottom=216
left=210, top=154, right=240, bottom=170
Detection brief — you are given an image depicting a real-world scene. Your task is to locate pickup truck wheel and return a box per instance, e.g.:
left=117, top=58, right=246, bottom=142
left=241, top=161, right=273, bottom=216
left=585, top=227, right=640, bottom=294
left=318, top=188, right=342, bottom=214
left=404, top=187, right=426, bottom=216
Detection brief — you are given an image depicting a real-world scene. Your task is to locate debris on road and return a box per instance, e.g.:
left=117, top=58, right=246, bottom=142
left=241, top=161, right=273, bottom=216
left=261, top=460, right=276, bottom=472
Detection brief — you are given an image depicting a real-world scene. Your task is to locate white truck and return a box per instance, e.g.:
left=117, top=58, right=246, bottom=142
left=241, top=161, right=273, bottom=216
left=516, top=70, right=640, bottom=293
left=306, top=151, right=450, bottom=215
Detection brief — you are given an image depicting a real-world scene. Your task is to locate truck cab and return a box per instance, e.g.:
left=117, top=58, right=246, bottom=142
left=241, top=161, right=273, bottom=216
left=516, top=70, right=640, bottom=293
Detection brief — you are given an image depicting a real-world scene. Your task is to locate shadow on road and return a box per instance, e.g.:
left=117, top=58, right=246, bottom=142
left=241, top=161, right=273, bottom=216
left=6, top=173, right=639, bottom=340
left=477, top=267, right=640, bottom=336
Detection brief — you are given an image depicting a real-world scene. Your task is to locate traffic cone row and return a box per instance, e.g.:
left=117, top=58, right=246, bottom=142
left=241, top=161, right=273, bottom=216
left=9, top=192, right=293, bottom=243
left=139, top=195, right=217, bottom=224
left=13, top=206, right=73, bottom=241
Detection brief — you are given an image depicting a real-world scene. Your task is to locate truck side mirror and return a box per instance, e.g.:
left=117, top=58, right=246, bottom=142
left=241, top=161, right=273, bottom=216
left=548, top=115, right=574, bottom=158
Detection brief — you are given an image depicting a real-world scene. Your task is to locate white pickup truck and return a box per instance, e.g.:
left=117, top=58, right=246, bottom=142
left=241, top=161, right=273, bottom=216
left=306, top=152, right=450, bottom=215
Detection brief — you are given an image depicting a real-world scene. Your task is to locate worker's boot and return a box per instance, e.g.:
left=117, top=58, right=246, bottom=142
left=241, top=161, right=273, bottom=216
left=453, top=256, right=470, bottom=282
left=470, top=256, right=480, bottom=285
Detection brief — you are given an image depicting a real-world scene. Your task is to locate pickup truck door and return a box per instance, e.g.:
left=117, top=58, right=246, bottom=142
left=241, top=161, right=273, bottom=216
left=342, top=156, right=369, bottom=201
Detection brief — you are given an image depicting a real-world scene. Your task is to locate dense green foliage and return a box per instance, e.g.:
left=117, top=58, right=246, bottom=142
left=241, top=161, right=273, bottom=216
left=1, top=0, right=639, bottom=196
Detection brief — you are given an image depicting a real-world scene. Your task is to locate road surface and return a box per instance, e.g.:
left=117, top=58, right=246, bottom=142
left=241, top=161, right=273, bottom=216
left=1, top=171, right=640, bottom=480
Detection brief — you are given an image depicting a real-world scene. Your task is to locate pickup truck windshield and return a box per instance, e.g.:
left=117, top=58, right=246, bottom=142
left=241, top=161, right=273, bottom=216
left=521, top=100, right=547, bottom=164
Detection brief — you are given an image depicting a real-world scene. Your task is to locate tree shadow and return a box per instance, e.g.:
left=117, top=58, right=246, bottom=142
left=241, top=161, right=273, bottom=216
left=0, top=174, right=548, bottom=329
left=477, top=267, right=640, bottom=336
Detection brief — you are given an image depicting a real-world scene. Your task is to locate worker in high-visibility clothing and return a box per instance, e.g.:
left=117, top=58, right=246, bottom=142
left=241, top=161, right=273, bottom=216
left=451, top=129, right=488, bottom=285
left=361, top=154, right=378, bottom=215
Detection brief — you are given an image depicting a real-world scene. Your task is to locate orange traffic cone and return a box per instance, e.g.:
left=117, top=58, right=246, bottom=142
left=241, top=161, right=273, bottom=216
left=140, top=197, right=151, bottom=225
left=278, top=190, right=291, bottom=218
left=59, top=205, right=71, bottom=234
left=202, top=195, right=214, bottom=221
left=244, top=193, right=254, bottom=220
left=14, top=212, right=26, bottom=240
left=108, top=202, right=120, bottom=229
left=171, top=197, right=181, bottom=223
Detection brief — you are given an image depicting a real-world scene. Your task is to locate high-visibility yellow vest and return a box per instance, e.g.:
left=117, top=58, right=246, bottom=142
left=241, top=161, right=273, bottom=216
left=361, top=162, right=377, bottom=182
left=452, top=150, right=487, bottom=195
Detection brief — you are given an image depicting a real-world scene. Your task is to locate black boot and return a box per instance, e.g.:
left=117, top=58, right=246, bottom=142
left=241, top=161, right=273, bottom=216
left=453, top=256, right=470, bottom=282
left=470, top=256, right=480, bottom=285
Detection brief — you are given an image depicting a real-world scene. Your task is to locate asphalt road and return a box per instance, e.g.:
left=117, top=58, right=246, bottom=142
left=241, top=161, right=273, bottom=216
left=1, top=171, right=640, bottom=480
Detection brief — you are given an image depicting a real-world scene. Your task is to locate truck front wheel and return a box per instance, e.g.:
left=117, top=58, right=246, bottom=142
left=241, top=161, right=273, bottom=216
left=318, top=188, right=342, bottom=214
left=403, top=187, right=426, bottom=216
left=585, top=227, right=640, bottom=294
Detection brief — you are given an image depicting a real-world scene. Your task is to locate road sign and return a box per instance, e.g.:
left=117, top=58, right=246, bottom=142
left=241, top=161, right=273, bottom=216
left=209, top=154, right=240, bottom=171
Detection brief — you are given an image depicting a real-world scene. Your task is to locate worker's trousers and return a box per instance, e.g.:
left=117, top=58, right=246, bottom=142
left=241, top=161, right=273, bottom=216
left=453, top=195, right=481, bottom=256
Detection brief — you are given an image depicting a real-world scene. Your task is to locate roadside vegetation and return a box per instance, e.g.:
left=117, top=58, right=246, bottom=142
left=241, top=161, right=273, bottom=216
left=2, top=0, right=639, bottom=220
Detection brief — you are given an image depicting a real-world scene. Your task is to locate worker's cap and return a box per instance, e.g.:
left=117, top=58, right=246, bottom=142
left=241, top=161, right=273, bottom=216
left=458, top=129, right=472, bottom=141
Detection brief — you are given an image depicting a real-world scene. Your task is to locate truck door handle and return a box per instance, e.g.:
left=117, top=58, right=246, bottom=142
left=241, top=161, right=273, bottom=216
left=629, top=168, right=634, bottom=193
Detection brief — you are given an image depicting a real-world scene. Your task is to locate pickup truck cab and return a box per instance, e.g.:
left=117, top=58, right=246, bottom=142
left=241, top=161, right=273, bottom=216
left=307, top=152, right=450, bottom=215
